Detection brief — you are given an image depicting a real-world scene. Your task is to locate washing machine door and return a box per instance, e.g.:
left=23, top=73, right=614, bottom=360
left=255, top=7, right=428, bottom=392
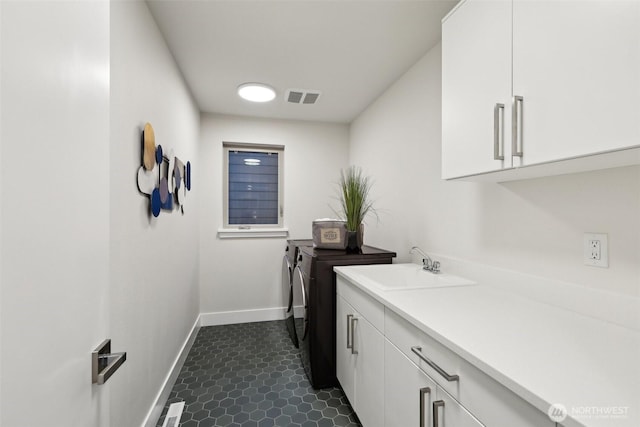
left=291, top=265, right=308, bottom=342
left=281, top=254, right=293, bottom=316
left=283, top=254, right=299, bottom=348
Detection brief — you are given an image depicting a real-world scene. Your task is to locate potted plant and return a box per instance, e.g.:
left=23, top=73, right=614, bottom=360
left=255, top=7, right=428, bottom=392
left=336, top=166, right=376, bottom=252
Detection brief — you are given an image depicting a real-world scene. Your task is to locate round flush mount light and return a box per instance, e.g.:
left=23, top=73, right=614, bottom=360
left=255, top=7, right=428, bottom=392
left=237, top=83, right=276, bottom=103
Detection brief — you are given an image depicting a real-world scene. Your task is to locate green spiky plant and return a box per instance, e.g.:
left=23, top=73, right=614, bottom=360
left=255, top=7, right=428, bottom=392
left=337, top=166, right=376, bottom=232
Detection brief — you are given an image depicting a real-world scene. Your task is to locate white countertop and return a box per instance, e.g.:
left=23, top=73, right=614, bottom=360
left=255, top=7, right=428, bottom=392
left=334, top=264, right=640, bottom=427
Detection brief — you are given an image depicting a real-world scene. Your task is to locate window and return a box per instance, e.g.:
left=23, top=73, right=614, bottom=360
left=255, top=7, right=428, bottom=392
left=223, top=142, right=284, bottom=231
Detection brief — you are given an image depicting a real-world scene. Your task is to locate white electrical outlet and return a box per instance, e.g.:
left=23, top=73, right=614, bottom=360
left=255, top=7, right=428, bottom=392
left=584, top=233, right=608, bottom=268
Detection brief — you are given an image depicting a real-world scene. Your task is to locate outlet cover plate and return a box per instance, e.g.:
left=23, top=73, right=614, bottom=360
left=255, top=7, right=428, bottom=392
left=584, top=233, right=608, bottom=268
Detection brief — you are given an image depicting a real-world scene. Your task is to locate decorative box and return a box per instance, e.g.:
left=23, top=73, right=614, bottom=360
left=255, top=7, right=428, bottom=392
left=312, top=219, right=347, bottom=249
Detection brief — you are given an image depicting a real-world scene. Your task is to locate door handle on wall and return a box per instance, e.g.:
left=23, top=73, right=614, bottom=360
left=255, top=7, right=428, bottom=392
left=420, top=387, right=431, bottom=427
left=92, top=339, right=126, bottom=385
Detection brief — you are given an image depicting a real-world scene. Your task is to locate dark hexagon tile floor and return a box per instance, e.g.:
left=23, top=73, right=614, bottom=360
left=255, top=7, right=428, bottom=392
left=156, top=320, right=361, bottom=427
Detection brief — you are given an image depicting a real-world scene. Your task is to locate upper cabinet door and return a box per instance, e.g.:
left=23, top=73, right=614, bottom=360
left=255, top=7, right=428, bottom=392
left=513, top=0, right=640, bottom=166
left=442, top=0, right=512, bottom=179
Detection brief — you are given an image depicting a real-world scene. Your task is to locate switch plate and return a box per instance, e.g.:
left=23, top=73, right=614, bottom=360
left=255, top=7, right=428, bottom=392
left=583, top=233, right=608, bottom=268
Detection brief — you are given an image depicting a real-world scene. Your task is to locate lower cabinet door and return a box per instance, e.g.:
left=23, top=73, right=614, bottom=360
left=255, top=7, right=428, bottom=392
left=433, top=387, right=485, bottom=427
left=385, top=340, right=438, bottom=427
left=353, top=312, right=385, bottom=427
left=336, top=294, right=356, bottom=403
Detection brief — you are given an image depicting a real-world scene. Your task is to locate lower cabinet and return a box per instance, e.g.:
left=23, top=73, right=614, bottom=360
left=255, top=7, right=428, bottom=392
left=337, top=275, right=555, bottom=427
left=434, top=386, right=486, bottom=427
left=385, top=340, right=484, bottom=427
left=385, top=309, right=554, bottom=427
left=385, top=339, right=437, bottom=427
left=336, top=294, right=384, bottom=427
left=336, top=294, right=356, bottom=404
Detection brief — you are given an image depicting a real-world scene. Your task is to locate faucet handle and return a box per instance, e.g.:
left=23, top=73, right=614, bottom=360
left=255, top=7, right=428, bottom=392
left=431, top=261, right=441, bottom=273
left=422, top=258, right=432, bottom=270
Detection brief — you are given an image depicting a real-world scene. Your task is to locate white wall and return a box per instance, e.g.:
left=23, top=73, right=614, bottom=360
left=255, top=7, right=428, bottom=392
left=0, top=2, right=4, bottom=418
left=350, top=43, right=640, bottom=297
left=1, top=2, right=201, bottom=426
left=199, top=114, right=349, bottom=318
left=1, top=1, right=111, bottom=426
left=109, top=2, right=200, bottom=426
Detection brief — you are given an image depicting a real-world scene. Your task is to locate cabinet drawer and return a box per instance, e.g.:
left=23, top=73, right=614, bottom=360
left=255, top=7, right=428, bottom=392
left=385, top=339, right=438, bottom=427
left=337, top=276, right=384, bottom=332
left=434, top=386, right=485, bottom=427
left=385, top=309, right=552, bottom=427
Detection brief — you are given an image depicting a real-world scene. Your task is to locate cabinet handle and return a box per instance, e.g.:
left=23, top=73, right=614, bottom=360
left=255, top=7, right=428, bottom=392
left=512, top=95, right=524, bottom=157
left=419, top=387, right=431, bottom=427
left=411, top=346, right=459, bottom=382
left=493, top=103, right=505, bottom=160
left=346, top=314, right=353, bottom=349
left=350, top=317, right=359, bottom=355
left=433, top=400, right=445, bottom=427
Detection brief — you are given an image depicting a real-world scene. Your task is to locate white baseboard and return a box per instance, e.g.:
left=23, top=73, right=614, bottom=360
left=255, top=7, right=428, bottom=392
left=200, top=307, right=287, bottom=326
left=142, top=316, right=201, bottom=427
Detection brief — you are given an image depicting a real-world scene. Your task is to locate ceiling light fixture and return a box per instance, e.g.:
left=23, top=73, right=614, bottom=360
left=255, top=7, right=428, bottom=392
left=237, top=83, right=276, bottom=103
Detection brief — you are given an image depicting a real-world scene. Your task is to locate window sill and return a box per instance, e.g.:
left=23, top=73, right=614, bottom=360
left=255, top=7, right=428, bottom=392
left=217, top=227, right=289, bottom=239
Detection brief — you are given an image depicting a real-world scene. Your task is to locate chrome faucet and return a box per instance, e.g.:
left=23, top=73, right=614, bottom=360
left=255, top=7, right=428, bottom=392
left=410, top=246, right=440, bottom=274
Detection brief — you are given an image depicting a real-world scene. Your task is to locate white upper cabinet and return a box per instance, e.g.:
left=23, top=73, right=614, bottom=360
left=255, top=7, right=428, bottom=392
left=442, top=0, right=512, bottom=179
left=512, top=0, right=640, bottom=166
left=442, top=0, right=640, bottom=181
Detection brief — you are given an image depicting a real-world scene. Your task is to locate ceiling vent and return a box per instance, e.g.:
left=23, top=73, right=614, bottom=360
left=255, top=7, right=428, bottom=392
left=286, top=89, right=321, bottom=105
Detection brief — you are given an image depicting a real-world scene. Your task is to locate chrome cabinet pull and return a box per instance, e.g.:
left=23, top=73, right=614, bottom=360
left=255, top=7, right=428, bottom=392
left=433, top=400, right=445, bottom=427
left=493, top=103, right=505, bottom=160
left=512, top=95, right=524, bottom=157
left=411, top=346, right=459, bottom=382
left=350, top=317, right=359, bottom=355
left=419, top=387, right=431, bottom=427
left=346, top=314, right=353, bottom=349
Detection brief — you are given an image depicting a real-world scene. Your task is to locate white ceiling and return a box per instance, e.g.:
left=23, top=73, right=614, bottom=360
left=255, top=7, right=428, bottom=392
left=146, top=0, right=457, bottom=124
